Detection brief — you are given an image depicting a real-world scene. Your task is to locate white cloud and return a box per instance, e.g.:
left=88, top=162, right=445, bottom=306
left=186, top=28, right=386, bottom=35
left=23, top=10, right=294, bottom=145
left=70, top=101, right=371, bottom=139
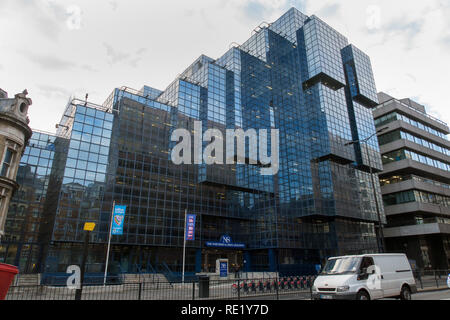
left=103, top=43, right=147, bottom=67
left=366, top=5, right=381, bottom=31
left=109, top=1, right=118, bottom=11
left=66, top=5, right=83, bottom=30
left=1, top=0, right=449, bottom=134
left=37, top=84, right=73, bottom=99
left=21, top=52, right=77, bottom=71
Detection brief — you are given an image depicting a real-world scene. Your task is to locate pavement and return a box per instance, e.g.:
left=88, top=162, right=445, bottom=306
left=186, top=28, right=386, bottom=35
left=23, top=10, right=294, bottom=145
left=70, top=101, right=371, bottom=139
left=240, top=286, right=450, bottom=301
left=392, top=289, right=450, bottom=300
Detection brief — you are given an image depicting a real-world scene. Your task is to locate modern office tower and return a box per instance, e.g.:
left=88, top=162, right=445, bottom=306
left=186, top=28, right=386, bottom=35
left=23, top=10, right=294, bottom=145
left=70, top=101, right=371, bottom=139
left=0, top=89, right=32, bottom=239
left=2, top=8, right=385, bottom=276
left=374, top=92, right=450, bottom=270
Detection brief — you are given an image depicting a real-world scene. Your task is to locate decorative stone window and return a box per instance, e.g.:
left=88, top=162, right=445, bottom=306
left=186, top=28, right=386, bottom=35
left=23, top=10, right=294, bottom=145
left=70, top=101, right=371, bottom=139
left=1, top=148, right=14, bottom=177
left=19, top=102, right=29, bottom=115
left=1, top=141, right=20, bottom=179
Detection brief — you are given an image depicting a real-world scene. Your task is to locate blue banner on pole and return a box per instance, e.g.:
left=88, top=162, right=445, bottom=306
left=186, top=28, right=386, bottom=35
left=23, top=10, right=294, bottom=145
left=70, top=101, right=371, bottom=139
left=111, top=205, right=126, bottom=235
left=185, top=214, right=196, bottom=241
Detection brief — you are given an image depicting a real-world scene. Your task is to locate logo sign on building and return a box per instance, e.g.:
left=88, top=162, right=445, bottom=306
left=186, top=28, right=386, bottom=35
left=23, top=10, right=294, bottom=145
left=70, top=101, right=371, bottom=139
left=221, top=235, right=231, bottom=244
left=185, top=214, right=196, bottom=241
left=205, top=235, right=246, bottom=249
left=111, top=205, right=127, bottom=235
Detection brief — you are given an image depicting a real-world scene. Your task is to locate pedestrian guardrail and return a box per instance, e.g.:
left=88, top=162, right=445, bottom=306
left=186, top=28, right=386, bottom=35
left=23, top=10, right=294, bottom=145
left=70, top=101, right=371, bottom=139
left=5, top=270, right=449, bottom=300
left=5, top=275, right=315, bottom=301
left=413, top=269, right=450, bottom=290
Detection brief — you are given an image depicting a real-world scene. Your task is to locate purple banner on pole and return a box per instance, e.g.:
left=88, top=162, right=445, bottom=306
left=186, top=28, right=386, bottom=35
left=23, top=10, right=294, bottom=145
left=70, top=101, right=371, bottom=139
left=185, top=214, right=196, bottom=241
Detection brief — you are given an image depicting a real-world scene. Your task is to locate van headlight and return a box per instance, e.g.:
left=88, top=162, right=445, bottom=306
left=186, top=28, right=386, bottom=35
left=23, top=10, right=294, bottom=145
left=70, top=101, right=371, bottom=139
left=312, top=285, right=317, bottom=292
left=337, top=286, right=350, bottom=292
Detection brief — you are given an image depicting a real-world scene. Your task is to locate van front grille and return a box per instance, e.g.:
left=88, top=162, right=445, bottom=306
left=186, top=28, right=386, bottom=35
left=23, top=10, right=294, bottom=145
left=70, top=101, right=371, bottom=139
left=318, top=288, right=336, bottom=292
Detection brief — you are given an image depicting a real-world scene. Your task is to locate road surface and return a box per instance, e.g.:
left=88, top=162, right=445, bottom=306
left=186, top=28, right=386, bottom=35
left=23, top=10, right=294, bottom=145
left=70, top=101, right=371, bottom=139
left=408, top=289, right=450, bottom=300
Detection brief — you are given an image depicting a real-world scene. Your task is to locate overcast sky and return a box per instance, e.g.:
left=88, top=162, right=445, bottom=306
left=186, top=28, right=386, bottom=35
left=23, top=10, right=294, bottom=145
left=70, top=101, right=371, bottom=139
left=1, top=0, right=449, bottom=134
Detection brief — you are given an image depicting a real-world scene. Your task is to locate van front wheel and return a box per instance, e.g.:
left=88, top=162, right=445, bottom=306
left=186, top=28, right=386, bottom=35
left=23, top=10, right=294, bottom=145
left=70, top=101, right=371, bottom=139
left=400, top=286, right=412, bottom=300
left=356, top=290, right=370, bottom=300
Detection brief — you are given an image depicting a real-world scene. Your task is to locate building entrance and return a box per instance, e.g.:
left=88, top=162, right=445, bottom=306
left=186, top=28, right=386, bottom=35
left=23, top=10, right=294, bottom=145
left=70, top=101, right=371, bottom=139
left=202, top=249, right=243, bottom=274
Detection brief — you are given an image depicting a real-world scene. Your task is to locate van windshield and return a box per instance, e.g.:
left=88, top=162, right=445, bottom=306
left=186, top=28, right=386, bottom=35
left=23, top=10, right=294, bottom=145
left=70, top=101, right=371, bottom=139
left=321, top=257, right=361, bottom=275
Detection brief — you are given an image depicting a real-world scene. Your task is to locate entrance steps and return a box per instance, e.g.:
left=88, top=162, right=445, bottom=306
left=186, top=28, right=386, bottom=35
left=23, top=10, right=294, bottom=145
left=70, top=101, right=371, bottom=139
left=196, top=272, right=279, bottom=281
left=12, top=274, right=41, bottom=286
left=239, top=272, right=279, bottom=280
left=121, top=273, right=168, bottom=284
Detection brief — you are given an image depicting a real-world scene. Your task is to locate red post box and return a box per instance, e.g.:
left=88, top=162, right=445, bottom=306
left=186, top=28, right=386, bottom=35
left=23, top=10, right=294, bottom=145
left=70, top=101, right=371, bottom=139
left=0, top=263, right=19, bottom=300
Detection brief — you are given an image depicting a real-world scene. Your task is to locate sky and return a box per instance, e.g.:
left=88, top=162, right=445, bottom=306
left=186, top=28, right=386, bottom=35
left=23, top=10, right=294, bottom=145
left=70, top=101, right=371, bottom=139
left=0, top=0, right=449, bottom=134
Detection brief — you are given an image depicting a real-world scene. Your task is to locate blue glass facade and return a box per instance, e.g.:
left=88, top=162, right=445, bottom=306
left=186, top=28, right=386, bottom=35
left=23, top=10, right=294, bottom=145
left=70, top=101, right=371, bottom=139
left=0, top=131, right=58, bottom=271
left=2, top=8, right=384, bottom=275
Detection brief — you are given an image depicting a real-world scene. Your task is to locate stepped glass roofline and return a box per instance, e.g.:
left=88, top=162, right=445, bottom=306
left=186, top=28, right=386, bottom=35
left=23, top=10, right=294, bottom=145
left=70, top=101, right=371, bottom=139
left=100, top=7, right=354, bottom=110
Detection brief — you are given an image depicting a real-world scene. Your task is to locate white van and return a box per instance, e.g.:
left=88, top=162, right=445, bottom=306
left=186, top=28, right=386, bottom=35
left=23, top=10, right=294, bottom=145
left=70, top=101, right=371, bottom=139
left=312, top=254, right=417, bottom=300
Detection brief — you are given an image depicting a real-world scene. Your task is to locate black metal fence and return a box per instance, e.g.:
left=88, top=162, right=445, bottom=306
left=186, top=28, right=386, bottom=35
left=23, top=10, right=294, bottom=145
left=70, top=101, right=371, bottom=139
left=5, top=276, right=315, bottom=301
left=413, top=269, right=450, bottom=290
left=5, top=270, right=449, bottom=300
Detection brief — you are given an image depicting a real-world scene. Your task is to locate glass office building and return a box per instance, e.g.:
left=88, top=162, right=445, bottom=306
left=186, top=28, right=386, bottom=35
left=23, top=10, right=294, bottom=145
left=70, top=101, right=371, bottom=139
left=1, top=8, right=385, bottom=275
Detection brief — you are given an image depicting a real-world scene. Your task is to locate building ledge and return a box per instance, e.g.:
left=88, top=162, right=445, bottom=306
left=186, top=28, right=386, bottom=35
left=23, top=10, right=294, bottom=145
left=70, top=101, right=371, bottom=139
left=0, top=176, right=19, bottom=191
left=380, top=140, right=449, bottom=165
left=380, top=159, right=450, bottom=181
left=383, top=223, right=450, bottom=238
left=0, top=111, right=33, bottom=141
left=384, top=202, right=450, bottom=217
left=377, top=120, right=450, bottom=147
left=381, top=180, right=450, bottom=197
left=373, top=99, right=450, bottom=134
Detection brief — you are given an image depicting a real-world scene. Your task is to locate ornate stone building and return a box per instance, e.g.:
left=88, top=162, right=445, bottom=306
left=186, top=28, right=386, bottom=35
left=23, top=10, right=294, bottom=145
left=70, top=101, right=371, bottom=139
left=0, top=89, right=32, bottom=238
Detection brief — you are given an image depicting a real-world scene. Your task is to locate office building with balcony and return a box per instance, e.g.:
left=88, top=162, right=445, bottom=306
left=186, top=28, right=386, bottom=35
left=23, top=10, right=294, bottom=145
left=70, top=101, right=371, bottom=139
left=1, top=8, right=385, bottom=277
left=374, top=92, right=450, bottom=269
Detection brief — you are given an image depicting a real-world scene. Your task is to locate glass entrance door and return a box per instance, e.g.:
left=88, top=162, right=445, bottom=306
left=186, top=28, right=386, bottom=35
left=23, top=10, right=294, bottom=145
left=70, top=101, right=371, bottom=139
left=202, top=249, right=243, bottom=273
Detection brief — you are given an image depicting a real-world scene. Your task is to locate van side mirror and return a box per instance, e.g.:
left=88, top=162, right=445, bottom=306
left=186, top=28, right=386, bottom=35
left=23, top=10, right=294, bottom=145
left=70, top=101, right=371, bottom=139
left=357, top=268, right=375, bottom=281
left=360, top=268, right=376, bottom=276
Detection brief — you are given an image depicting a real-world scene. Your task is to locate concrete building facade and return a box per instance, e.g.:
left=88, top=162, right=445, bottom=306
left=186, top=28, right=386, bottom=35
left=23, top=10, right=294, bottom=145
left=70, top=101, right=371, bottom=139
left=374, top=92, right=450, bottom=270
left=0, top=89, right=33, bottom=238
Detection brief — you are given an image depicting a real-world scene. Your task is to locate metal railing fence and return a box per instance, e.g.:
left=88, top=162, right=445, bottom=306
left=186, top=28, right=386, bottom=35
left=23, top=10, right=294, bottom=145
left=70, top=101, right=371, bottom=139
left=413, top=269, right=450, bottom=290
left=5, top=270, right=449, bottom=300
left=6, top=275, right=315, bottom=301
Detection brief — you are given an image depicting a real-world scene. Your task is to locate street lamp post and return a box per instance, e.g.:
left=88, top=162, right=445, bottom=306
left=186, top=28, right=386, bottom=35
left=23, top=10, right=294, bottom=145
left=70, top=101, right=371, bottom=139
left=75, top=222, right=95, bottom=300
left=345, top=127, right=389, bottom=253
left=366, top=149, right=385, bottom=253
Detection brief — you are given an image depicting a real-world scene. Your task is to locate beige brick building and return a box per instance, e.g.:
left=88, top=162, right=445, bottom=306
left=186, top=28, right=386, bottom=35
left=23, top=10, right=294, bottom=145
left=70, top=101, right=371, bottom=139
left=0, top=89, right=32, bottom=238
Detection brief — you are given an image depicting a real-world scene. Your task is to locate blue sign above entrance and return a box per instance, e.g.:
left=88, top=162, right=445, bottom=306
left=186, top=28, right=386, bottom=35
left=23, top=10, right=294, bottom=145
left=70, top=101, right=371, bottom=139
left=205, top=235, right=246, bottom=249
